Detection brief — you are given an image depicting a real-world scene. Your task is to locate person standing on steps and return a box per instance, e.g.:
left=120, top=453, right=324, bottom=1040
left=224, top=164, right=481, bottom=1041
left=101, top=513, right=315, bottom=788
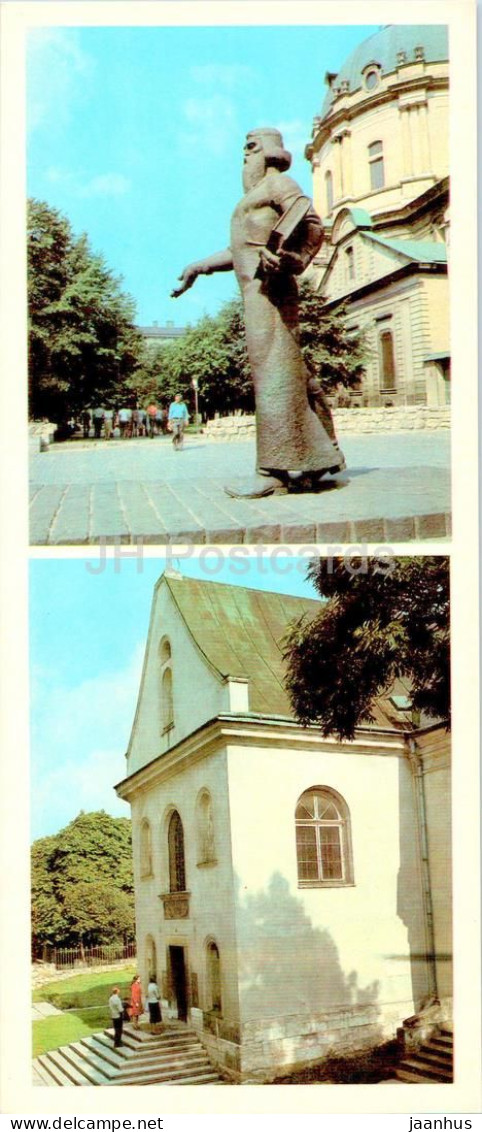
left=128, top=974, right=143, bottom=1029
left=108, top=986, right=124, bottom=1048
left=146, top=974, right=162, bottom=1028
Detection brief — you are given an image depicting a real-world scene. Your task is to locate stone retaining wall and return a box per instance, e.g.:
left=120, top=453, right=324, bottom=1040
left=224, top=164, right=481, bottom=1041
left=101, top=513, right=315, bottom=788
left=204, top=407, right=450, bottom=441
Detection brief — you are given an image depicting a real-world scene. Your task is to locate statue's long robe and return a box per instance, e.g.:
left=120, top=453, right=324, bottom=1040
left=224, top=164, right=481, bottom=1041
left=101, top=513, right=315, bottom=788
left=230, top=171, right=341, bottom=473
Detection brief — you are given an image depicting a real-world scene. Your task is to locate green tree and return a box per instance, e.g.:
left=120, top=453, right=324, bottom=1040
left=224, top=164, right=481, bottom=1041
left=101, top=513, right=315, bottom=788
left=284, top=556, right=450, bottom=740
left=31, top=811, right=135, bottom=952
left=28, top=199, right=143, bottom=420
left=298, top=281, right=368, bottom=394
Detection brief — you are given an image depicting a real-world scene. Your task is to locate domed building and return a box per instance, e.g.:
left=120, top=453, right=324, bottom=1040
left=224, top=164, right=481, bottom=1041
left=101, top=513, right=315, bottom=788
left=306, top=25, right=450, bottom=408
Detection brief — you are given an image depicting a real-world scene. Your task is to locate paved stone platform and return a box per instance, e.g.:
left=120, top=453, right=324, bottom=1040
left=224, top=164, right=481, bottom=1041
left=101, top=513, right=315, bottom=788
left=29, top=432, right=451, bottom=546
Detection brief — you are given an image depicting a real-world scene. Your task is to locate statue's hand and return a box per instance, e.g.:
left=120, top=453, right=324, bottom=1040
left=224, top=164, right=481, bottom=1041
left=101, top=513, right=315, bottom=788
left=171, top=264, right=201, bottom=298
left=258, top=247, right=282, bottom=277
left=259, top=247, right=305, bottom=278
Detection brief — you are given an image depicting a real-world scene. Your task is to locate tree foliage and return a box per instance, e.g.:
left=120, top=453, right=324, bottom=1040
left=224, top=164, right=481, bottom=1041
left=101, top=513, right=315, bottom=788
left=130, top=286, right=367, bottom=417
left=298, top=281, right=368, bottom=393
left=284, top=556, right=450, bottom=740
left=28, top=199, right=143, bottom=420
left=31, top=811, right=135, bottom=951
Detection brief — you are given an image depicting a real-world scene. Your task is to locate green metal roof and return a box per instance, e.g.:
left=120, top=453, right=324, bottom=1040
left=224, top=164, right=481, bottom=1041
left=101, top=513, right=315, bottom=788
left=161, top=574, right=415, bottom=729
left=362, top=231, right=448, bottom=264
left=322, top=25, right=448, bottom=115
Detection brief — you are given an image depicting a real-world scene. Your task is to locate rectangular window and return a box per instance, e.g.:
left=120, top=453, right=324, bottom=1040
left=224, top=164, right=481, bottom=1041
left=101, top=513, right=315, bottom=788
left=380, top=329, right=396, bottom=391
left=368, top=141, right=385, bottom=191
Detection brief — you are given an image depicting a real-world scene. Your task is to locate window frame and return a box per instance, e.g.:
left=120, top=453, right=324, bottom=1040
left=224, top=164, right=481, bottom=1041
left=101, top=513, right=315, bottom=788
left=168, top=809, right=186, bottom=893
left=378, top=327, right=397, bottom=392
left=325, top=169, right=334, bottom=213
left=295, top=787, right=354, bottom=889
left=368, top=140, right=385, bottom=191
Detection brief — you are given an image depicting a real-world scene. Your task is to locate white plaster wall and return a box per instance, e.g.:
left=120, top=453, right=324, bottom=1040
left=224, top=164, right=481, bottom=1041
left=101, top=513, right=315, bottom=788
left=226, top=742, right=428, bottom=1029
left=131, top=745, right=241, bottom=1023
left=127, top=581, right=230, bottom=775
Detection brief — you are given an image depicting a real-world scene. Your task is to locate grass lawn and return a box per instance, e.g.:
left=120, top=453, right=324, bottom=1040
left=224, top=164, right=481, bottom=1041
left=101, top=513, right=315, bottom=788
left=33, top=1008, right=111, bottom=1059
left=33, top=965, right=138, bottom=1058
left=33, top=965, right=137, bottom=1009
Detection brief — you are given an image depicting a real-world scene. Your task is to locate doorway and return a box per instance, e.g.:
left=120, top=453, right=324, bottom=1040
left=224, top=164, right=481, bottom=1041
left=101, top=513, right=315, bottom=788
left=169, top=945, right=188, bottom=1021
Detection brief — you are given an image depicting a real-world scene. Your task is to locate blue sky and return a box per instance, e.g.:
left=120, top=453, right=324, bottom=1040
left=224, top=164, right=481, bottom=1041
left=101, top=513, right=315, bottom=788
left=30, top=555, right=320, bottom=841
left=27, top=22, right=378, bottom=328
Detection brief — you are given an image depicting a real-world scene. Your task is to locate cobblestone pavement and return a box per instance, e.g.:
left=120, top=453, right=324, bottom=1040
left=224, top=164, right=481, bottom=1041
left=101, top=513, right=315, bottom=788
left=30, top=431, right=451, bottom=545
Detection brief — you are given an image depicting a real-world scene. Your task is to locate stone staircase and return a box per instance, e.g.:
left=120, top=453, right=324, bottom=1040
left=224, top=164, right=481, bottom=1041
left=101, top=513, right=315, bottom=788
left=395, top=1023, right=453, bottom=1083
left=33, top=1024, right=224, bottom=1086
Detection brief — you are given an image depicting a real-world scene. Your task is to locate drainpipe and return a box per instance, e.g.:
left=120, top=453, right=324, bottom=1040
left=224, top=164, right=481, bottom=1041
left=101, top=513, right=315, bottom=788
left=407, top=735, right=439, bottom=1002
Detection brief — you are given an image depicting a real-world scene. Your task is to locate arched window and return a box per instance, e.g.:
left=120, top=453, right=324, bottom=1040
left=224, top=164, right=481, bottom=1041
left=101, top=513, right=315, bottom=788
left=168, top=810, right=186, bottom=892
left=140, top=817, right=153, bottom=877
left=206, top=941, right=222, bottom=1013
left=196, top=790, right=216, bottom=865
left=325, top=170, right=334, bottom=213
left=295, top=787, right=354, bottom=887
left=368, top=140, right=384, bottom=190
left=159, top=637, right=174, bottom=734
left=345, top=245, right=355, bottom=282
left=379, top=328, right=397, bottom=391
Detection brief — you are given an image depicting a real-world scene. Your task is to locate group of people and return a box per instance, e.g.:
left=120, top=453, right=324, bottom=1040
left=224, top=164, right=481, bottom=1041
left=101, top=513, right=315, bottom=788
left=108, top=974, right=162, bottom=1048
left=73, top=395, right=190, bottom=447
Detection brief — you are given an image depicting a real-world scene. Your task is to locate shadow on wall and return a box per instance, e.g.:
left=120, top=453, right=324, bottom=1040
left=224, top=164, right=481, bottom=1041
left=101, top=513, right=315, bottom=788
left=235, top=872, right=380, bottom=1021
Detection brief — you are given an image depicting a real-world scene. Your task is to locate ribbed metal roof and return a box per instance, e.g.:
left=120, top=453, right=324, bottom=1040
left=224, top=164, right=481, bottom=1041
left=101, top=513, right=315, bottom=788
left=322, top=24, right=449, bottom=116
left=162, top=575, right=415, bottom=730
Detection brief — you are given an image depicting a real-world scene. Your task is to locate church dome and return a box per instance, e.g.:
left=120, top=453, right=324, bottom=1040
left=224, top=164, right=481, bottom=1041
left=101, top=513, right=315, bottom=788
left=322, top=24, right=449, bottom=116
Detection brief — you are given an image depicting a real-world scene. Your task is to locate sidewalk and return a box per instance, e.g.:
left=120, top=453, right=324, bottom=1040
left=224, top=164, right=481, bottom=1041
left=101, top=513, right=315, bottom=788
left=29, top=431, right=451, bottom=546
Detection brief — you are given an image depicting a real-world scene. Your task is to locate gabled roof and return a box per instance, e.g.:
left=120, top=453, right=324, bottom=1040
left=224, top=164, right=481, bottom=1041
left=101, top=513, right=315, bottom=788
left=361, top=232, right=448, bottom=264
left=159, top=574, right=416, bottom=731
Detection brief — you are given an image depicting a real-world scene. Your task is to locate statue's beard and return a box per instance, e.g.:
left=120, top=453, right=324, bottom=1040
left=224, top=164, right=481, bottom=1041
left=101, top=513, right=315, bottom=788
left=242, top=154, right=266, bottom=192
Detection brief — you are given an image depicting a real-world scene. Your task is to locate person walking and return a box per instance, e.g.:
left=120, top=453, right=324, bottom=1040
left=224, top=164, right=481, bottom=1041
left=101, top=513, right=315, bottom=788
left=92, top=404, right=105, bottom=439
left=81, top=408, right=91, bottom=439
left=168, top=393, right=189, bottom=450
left=146, top=975, right=162, bottom=1028
left=128, top=974, right=143, bottom=1029
left=108, top=986, right=124, bottom=1048
left=147, top=402, right=158, bottom=438
left=103, top=406, right=114, bottom=440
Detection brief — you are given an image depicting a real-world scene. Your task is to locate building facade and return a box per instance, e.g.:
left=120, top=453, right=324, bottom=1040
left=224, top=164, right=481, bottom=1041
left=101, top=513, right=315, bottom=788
left=306, top=25, right=450, bottom=407
left=116, top=574, right=452, bottom=1082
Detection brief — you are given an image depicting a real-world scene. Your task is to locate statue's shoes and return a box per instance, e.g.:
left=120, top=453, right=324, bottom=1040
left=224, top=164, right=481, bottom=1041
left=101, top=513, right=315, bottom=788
left=224, top=474, right=288, bottom=499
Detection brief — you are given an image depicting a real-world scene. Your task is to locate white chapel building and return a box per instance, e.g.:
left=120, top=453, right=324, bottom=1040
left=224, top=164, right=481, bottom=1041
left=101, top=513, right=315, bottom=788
left=115, top=572, right=452, bottom=1082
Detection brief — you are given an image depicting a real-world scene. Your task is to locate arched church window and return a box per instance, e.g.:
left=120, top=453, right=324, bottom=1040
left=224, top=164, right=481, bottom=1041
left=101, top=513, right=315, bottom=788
left=159, top=637, right=174, bottom=734
left=206, top=941, right=222, bottom=1013
left=368, top=140, right=384, bottom=191
left=140, top=817, right=153, bottom=877
left=295, top=787, right=354, bottom=887
left=325, top=170, right=334, bottom=213
left=345, top=245, right=355, bottom=282
left=168, top=810, right=186, bottom=892
left=196, top=790, right=216, bottom=865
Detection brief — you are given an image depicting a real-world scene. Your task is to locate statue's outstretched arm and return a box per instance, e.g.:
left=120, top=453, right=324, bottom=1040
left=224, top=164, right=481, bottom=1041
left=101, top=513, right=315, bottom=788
left=171, top=249, right=233, bottom=297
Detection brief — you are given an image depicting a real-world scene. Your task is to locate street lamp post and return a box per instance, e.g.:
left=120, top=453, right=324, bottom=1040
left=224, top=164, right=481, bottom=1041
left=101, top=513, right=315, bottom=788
left=191, top=378, right=200, bottom=424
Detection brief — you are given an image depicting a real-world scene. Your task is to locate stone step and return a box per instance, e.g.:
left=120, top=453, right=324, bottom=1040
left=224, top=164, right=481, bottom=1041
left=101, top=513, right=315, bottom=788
left=397, top=1056, right=452, bottom=1083
left=41, top=1049, right=89, bottom=1086
left=413, top=1048, right=453, bottom=1068
left=114, top=1054, right=213, bottom=1084
left=115, top=1041, right=205, bottom=1068
left=33, top=1057, right=73, bottom=1087
left=113, top=1068, right=222, bottom=1087
left=51, top=1044, right=111, bottom=1086
left=396, top=1068, right=443, bottom=1084
left=70, top=1042, right=119, bottom=1081
left=79, top=1035, right=131, bottom=1069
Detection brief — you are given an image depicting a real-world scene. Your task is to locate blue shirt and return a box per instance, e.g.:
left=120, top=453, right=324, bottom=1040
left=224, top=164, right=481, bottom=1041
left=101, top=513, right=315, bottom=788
left=169, top=401, right=189, bottom=421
